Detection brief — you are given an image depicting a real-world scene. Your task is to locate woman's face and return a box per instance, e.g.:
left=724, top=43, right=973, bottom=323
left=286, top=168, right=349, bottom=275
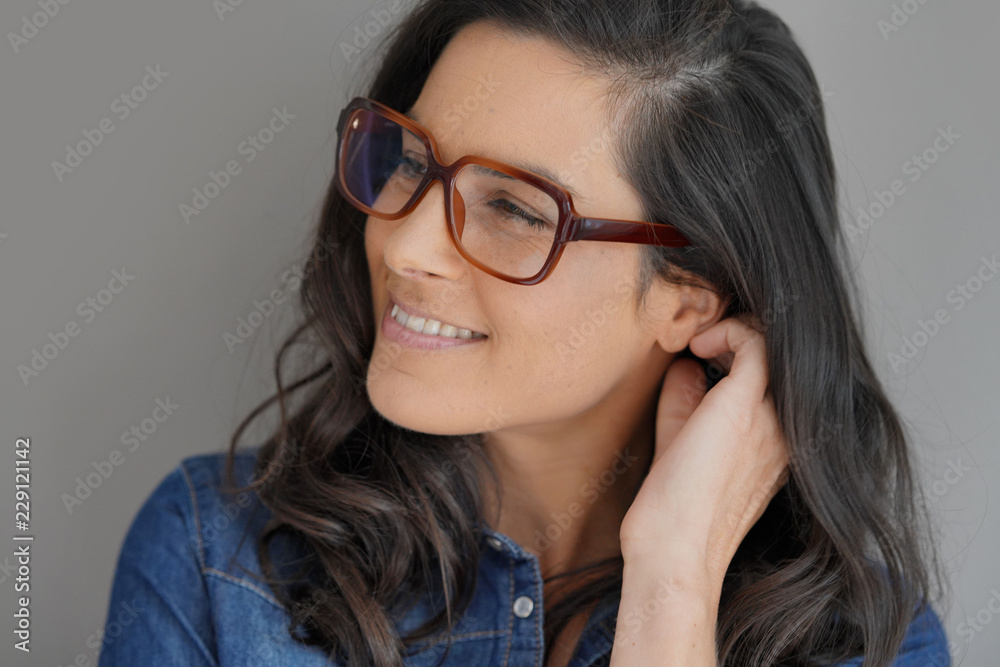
left=364, top=22, right=690, bottom=436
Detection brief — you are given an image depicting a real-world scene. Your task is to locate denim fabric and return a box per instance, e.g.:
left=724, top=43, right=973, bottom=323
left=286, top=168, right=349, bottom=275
left=99, top=451, right=951, bottom=666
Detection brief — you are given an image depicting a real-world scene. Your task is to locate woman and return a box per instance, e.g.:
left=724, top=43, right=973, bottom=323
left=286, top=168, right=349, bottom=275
left=100, top=0, right=951, bottom=665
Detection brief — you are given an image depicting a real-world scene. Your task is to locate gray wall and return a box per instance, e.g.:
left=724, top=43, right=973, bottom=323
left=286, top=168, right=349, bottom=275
left=1, top=1, right=996, bottom=664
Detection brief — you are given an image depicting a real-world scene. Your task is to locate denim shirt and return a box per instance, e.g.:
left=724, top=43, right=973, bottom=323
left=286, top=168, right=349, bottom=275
left=99, top=451, right=952, bottom=666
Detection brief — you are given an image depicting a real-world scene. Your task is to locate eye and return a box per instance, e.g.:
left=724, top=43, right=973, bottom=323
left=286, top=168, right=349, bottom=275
left=488, top=197, right=553, bottom=230
left=394, top=151, right=427, bottom=180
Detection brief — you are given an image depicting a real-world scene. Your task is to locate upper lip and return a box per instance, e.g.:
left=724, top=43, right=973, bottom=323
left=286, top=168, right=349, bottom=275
left=388, top=291, right=487, bottom=337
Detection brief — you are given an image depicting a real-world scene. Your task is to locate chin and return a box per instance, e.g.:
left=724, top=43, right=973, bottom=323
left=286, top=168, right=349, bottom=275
left=366, top=375, right=467, bottom=436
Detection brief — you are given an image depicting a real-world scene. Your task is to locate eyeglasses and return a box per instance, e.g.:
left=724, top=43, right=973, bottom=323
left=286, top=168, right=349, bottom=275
left=334, top=96, right=691, bottom=285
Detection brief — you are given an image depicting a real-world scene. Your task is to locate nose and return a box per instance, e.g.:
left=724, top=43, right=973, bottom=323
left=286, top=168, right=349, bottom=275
left=380, top=179, right=467, bottom=281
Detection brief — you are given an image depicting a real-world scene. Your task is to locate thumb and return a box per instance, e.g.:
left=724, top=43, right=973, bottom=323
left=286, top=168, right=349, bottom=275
left=654, top=357, right=706, bottom=464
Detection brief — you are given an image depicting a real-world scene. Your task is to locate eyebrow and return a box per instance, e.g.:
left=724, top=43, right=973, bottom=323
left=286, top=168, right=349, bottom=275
left=405, top=106, right=586, bottom=203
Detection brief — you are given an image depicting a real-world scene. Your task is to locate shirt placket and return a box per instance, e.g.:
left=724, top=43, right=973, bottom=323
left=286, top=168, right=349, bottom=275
left=484, top=532, right=545, bottom=666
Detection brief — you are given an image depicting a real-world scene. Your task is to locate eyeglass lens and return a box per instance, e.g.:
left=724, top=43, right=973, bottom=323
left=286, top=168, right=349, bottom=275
left=341, top=108, right=561, bottom=280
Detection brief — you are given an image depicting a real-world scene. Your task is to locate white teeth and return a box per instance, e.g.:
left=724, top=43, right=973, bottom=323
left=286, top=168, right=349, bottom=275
left=390, top=303, right=485, bottom=339
left=392, top=304, right=406, bottom=326
left=405, top=316, right=426, bottom=333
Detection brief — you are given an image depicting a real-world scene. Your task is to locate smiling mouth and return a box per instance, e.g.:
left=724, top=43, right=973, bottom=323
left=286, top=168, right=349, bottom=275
left=390, top=303, right=487, bottom=340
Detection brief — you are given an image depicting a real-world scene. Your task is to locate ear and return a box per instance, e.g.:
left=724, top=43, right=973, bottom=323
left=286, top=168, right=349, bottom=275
left=644, top=281, right=727, bottom=354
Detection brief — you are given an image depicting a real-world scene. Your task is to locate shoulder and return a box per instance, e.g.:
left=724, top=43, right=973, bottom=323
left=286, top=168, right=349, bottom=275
left=103, top=451, right=342, bottom=665
left=894, top=601, right=951, bottom=666
left=123, top=448, right=285, bottom=605
left=830, top=600, right=952, bottom=666
left=176, top=448, right=267, bottom=560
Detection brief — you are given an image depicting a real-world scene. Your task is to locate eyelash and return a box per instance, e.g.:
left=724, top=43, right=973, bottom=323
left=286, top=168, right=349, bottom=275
left=489, top=198, right=550, bottom=230
left=398, top=154, right=426, bottom=179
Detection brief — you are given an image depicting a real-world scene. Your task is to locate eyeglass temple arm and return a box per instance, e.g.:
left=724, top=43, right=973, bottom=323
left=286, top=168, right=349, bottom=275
left=572, top=218, right=691, bottom=247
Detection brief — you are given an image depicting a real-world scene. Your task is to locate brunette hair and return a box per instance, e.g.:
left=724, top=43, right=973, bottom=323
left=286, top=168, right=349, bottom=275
left=226, top=1, right=947, bottom=665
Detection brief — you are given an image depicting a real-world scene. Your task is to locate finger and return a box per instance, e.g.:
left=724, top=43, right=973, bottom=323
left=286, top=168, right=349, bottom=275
left=688, top=317, right=769, bottom=402
left=654, top=357, right=705, bottom=462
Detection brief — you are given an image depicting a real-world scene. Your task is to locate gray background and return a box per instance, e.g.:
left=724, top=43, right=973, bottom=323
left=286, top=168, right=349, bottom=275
left=0, top=0, right=996, bottom=664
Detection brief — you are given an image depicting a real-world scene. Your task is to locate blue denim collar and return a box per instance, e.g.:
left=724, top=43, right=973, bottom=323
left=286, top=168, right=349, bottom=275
left=474, top=518, right=620, bottom=649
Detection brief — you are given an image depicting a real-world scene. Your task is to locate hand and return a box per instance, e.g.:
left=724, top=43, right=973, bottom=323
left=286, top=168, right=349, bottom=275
left=620, top=315, right=791, bottom=588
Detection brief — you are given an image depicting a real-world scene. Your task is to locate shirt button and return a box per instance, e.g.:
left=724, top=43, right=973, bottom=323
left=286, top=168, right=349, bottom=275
left=487, top=536, right=503, bottom=550
left=513, top=595, right=534, bottom=618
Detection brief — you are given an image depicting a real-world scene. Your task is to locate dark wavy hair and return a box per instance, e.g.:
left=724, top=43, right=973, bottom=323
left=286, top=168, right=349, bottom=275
left=224, top=0, right=948, bottom=664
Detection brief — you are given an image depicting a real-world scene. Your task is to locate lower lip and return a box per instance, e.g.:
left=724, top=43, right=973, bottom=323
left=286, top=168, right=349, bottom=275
left=381, top=301, right=487, bottom=350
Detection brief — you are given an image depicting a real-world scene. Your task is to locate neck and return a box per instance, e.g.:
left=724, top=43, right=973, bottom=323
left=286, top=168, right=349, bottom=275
left=476, top=372, right=661, bottom=577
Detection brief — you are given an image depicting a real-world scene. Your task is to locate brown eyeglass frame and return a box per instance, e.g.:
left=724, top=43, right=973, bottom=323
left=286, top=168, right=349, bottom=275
left=335, top=96, right=692, bottom=286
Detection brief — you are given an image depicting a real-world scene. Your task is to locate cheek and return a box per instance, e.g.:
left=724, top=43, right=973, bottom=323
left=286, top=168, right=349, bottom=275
left=478, top=302, right=645, bottom=427
left=497, top=281, right=641, bottom=390
left=364, top=220, right=379, bottom=269
left=365, top=219, right=392, bottom=291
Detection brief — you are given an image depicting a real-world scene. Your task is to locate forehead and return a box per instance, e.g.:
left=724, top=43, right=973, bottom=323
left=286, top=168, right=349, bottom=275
left=409, top=22, right=622, bottom=205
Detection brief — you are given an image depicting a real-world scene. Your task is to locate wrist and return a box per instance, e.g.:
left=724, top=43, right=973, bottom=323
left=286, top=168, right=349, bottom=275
left=614, top=557, right=722, bottom=667
left=622, top=532, right=709, bottom=573
left=620, top=553, right=721, bottom=608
